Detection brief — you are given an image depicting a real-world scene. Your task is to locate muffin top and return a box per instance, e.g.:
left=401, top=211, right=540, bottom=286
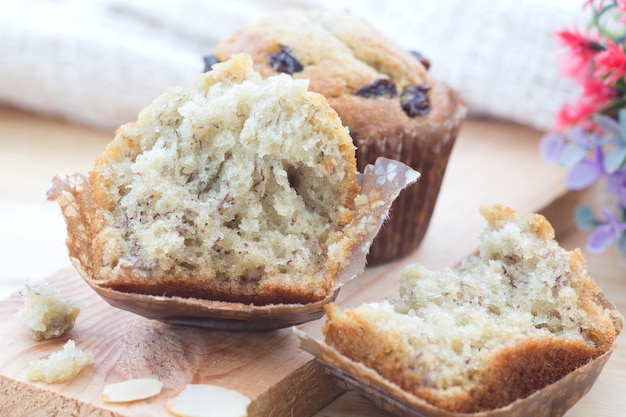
left=213, top=10, right=464, bottom=143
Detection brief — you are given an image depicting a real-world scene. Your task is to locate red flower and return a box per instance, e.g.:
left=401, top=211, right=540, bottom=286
left=556, top=99, right=599, bottom=129
left=555, top=71, right=617, bottom=129
left=594, top=39, right=626, bottom=85
left=582, top=73, right=620, bottom=103
left=556, top=76, right=619, bottom=129
left=546, top=0, right=626, bottom=256
left=556, top=28, right=602, bottom=81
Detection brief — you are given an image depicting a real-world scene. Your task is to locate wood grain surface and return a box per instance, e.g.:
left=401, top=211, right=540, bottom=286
left=0, top=268, right=344, bottom=417
left=1, top=106, right=624, bottom=416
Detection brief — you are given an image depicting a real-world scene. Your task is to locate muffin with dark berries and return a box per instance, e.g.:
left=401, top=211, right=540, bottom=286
left=210, top=10, right=466, bottom=264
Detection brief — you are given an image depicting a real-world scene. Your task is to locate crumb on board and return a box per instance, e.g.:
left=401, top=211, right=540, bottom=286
left=27, top=339, right=93, bottom=383
left=17, top=281, right=84, bottom=341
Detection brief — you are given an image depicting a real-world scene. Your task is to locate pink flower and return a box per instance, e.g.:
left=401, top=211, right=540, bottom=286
left=580, top=76, right=620, bottom=122
left=594, top=39, right=626, bottom=85
left=545, top=0, right=626, bottom=256
left=555, top=67, right=619, bottom=129
left=556, top=99, right=600, bottom=129
left=581, top=75, right=619, bottom=103
left=556, top=28, right=602, bottom=81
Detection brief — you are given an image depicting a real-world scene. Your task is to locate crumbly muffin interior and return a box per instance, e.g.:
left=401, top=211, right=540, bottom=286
left=325, top=205, right=621, bottom=394
left=89, top=54, right=356, bottom=294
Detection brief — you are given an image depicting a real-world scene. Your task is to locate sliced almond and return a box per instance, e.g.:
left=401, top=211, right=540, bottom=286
left=166, top=384, right=250, bottom=417
left=102, top=378, right=163, bottom=403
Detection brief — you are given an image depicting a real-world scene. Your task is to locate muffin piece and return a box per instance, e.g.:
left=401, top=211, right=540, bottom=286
left=27, top=339, right=94, bottom=384
left=87, top=53, right=358, bottom=305
left=17, top=282, right=84, bottom=341
left=323, top=204, right=623, bottom=413
left=212, top=10, right=466, bottom=264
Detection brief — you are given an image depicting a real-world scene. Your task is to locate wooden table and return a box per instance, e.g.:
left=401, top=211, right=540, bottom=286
left=1, top=105, right=624, bottom=416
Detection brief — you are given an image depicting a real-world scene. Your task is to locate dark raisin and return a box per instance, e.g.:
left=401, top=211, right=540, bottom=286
left=355, top=78, right=397, bottom=98
left=202, top=55, right=220, bottom=72
left=410, top=50, right=431, bottom=70
left=268, top=44, right=303, bottom=74
left=401, top=84, right=431, bottom=117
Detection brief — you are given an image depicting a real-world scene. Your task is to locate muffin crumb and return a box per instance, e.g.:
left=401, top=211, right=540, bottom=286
left=27, top=339, right=93, bottom=383
left=17, top=282, right=84, bottom=341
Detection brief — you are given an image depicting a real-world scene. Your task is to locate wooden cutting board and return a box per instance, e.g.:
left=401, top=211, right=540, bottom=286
left=0, top=119, right=576, bottom=416
left=0, top=268, right=344, bottom=417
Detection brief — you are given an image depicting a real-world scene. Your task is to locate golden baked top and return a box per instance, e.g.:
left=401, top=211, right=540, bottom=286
left=213, top=10, right=464, bottom=143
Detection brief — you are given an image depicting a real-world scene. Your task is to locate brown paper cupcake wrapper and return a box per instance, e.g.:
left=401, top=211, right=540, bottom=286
left=47, top=157, right=419, bottom=331
left=295, top=328, right=615, bottom=417
left=357, top=105, right=466, bottom=265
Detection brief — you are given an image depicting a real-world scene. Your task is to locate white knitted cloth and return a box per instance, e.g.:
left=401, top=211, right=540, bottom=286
left=0, top=0, right=586, bottom=132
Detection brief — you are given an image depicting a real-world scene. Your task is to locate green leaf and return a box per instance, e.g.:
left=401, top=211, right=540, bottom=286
left=575, top=204, right=597, bottom=231
left=559, top=143, right=588, bottom=167
left=619, top=108, right=626, bottom=142
left=604, top=145, right=626, bottom=173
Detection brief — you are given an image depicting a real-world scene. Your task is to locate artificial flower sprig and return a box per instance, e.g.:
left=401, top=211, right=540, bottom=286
left=540, top=0, right=626, bottom=255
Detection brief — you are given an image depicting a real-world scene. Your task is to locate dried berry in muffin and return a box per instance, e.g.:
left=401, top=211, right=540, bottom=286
left=203, top=55, right=220, bottom=72
left=355, top=78, right=398, bottom=98
left=268, top=44, right=303, bottom=75
left=401, top=84, right=431, bottom=117
left=410, top=50, right=431, bottom=70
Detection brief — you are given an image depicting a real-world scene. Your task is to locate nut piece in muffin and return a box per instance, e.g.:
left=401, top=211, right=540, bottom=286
left=212, top=10, right=466, bottom=264
left=17, top=282, right=84, bottom=341
left=323, top=204, right=623, bottom=413
left=84, top=53, right=358, bottom=305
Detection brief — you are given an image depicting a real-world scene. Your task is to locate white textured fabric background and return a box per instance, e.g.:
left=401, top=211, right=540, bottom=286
left=0, top=0, right=587, bottom=132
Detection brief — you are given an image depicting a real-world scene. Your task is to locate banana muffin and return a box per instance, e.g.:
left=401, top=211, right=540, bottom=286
left=323, top=204, right=622, bottom=412
left=211, top=10, right=466, bottom=264
left=83, top=53, right=359, bottom=305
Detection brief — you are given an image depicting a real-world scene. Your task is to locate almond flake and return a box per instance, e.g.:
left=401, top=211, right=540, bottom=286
left=166, top=384, right=250, bottom=417
left=102, top=378, right=163, bottom=403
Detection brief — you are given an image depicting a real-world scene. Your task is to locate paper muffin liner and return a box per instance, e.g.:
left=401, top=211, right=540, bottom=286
left=295, top=328, right=616, bottom=417
left=355, top=103, right=466, bottom=265
left=47, top=157, right=419, bottom=331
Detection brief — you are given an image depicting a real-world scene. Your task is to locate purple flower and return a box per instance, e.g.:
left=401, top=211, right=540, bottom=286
left=593, top=113, right=622, bottom=138
left=539, top=132, right=566, bottom=163
left=560, top=127, right=599, bottom=167
left=540, top=127, right=603, bottom=167
left=565, top=147, right=604, bottom=190
left=586, top=209, right=626, bottom=253
left=607, top=168, right=626, bottom=207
